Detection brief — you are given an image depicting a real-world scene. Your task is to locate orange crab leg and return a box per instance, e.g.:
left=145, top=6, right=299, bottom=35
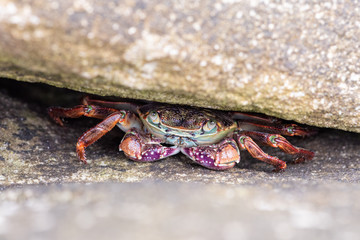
left=76, top=111, right=142, bottom=163
left=237, top=131, right=314, bottom=165
left=76, top=112, right=125, bottom=162
left=48, top=105, right=143, bottom=163
left=233, top=111, right=317, bottom=137
left=232, top=112, right=282, bottom=124
left=82, top=96, right=139, bottom=112
left=48, top=105, right=119, bottom=126
left=235, top=134, right=287, bottom=171
left=238, top=121, right=317, bottom=137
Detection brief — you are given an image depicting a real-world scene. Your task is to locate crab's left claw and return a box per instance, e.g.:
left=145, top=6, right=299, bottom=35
left=181, top=138, right=240, bottom=170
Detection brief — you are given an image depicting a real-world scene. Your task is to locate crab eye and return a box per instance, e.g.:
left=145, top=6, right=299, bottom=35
left=287, top=126, right=294, bottom=134
left=148, top=111, right=160, bottom=124
left=203, top=120, right=217, bottom=132
left=119, top=111, right=126, bottom=119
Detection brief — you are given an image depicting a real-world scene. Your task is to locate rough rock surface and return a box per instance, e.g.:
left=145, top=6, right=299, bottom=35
left=0, top=0, right=359, bottom=132
left=1, top=80, right=360, bottom=239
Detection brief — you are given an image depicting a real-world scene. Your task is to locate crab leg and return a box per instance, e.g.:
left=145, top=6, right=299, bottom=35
left=49, top=104, right=143, bottom=163
left=119, top=129, right=180, bottom=162
left=234, top=133, right=287, bottom=171
left=232, top=112, right=281, bottom=124
left=76, top=112, right=129, bottom=162
left=78, top=111, right=143, bottom=163
left=238, top=121, right=317, bottom=137
left=236, top=131, right=314, bottom=167
left=181, top=138, right=240, bottom=170
left=82, top=96, right=139, bottom=112
left=48, top=105, right=119, bottom=126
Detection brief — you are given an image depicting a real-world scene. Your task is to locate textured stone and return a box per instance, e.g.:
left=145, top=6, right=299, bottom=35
left=0, top=0, right=359, bottom=133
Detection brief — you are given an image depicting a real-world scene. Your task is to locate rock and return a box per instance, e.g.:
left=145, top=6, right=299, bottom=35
left=0, top=0, right=359, bottom=132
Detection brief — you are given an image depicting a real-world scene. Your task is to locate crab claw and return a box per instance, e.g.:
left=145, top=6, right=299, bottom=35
left=119, top=129, right=180, bottom=162
left=181, top=138, right=240, bottom=170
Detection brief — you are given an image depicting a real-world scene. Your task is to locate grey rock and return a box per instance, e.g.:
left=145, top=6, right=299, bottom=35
left=0, top=0, right=359, bottom=133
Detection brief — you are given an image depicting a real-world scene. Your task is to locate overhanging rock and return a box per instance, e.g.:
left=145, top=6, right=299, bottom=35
left=0, top=0, right=359, bottom=132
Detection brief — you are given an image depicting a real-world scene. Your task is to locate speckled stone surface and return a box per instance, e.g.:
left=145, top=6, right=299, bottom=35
left=0, top=0, right=359, bottom=133
left=1, top=80, right=360, bottom=240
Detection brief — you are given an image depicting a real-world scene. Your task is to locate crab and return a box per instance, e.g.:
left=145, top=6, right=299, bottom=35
left=48, top=97, right=315, bottom=171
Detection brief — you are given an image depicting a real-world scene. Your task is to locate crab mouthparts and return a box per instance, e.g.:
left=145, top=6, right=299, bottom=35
left=163, top=135, right=198, bottom=148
